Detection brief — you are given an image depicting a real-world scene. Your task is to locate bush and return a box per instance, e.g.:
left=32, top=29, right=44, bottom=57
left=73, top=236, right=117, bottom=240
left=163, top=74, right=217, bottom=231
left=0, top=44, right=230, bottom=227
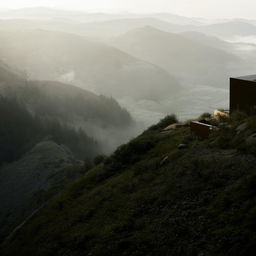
left=94, top=155, right=107, bottom=165
left=148, top=114, right=178, bottom=131
left=0, top=96, right=100, bottom=166
left=230, top=111, right=248, bottom=124
left=105, top=135, right=158, bottom=172
left=200, top=112, right=212, bottom=119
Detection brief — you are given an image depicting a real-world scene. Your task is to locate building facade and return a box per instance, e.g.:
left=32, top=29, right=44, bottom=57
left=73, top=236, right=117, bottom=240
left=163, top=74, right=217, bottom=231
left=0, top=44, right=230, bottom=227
left=230, top=75, right=256, bottom=115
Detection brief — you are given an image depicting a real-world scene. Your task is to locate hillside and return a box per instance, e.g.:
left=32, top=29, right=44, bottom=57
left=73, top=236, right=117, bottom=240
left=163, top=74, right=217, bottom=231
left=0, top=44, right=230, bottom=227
left=196, top=21, right=256, bottom=38
left=0, top=7, right=87, bottom=21
left=2, top=113, right=256, bottom=255
left=0, top=8, right=134, bottom=23
left=76, top=18, right=193, bottom=38
left=182, top=31, right=232, bottom=51
left=0, top=95, right=101, bottom=241
left=112, top=26, right=239, bottom=87
left=147, top=12, right=202, bottom=25
left=0, top=62, right=135, bottom=153
left=0, top=8, right=203, bottom=25
left=0, top=60, right=25, bottom=85
left=0, top=61, right=134, bottom=242
left=0, top=140, right=82, bottom=242
left=0, top=96, right=101, bottom=164
left=0, top=29, right=180, bottom=101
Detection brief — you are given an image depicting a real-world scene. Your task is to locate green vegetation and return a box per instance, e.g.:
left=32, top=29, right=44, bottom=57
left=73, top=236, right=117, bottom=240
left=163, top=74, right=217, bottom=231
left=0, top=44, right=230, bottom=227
left=0, top=62, right=135, bottom=154
left=0, top=96, right=99, bottom=166
left=2, top=113, right=256, bottom=256
left=148, top=114, right=178, bottom=131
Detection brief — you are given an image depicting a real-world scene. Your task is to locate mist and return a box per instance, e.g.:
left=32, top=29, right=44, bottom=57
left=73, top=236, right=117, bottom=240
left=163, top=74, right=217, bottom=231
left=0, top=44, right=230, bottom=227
left=0, top=4, right=255, bottom=139
left=1, top=1, right=256, bottom=253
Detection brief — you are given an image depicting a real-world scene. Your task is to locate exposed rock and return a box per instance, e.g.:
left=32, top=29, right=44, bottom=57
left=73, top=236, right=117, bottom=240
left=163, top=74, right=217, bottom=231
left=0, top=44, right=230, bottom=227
left=160, top=156, right=169, bottom=166
left=236, top=122, right=248, bottom=134
left=178, top=144, right=188, bottom=149
left=246, top=133, right=256, bottom=146
left=163, top=121, right=189, bottom=131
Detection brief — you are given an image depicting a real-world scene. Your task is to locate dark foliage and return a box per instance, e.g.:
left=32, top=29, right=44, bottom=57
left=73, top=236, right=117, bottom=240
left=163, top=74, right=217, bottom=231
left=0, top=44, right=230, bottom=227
left=2, top=114, right=256, bottom=256
left=94, top=155, right=107, bottom=165
left=0, top=96, right=99, bottom=166
left=148, top=114, right=178, bottom=131
left=19, top=81, right=133, bottom=129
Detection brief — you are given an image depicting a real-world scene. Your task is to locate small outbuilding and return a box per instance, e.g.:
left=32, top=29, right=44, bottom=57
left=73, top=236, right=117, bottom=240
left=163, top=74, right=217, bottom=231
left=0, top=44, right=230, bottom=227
left=190, top=121, right=214, bottom=138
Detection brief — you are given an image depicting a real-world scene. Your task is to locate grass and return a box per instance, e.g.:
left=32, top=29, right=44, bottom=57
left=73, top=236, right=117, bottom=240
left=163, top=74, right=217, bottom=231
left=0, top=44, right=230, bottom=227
left=2, top=114, right=256, bottom=256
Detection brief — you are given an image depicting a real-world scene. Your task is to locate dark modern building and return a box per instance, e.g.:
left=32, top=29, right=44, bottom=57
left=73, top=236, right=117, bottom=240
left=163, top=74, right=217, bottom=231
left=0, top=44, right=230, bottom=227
left=230, top=75, right=256, bottom=115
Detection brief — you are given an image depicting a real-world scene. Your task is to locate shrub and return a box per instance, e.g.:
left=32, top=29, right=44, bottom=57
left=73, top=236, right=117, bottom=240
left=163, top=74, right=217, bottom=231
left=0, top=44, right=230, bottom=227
left=94, top=155, right=107, bottom=165
left=200, top=112, right=212, bottom=119
left=148, top=114, right=178, bottom=131
left=230, top=111, right=248, bottom=124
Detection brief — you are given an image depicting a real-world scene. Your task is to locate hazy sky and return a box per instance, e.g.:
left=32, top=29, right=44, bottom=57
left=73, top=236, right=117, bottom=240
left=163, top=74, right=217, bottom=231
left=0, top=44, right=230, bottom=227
left=0, top=0, right=255, bottom=19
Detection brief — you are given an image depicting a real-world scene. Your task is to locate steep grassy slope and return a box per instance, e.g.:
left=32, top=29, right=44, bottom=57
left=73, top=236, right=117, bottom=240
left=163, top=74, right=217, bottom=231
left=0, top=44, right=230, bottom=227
left=2, top=114, right=256, bottom=256
left=0, top=96, right=100, bottom=240
left=0, top=140, right=81, bottom=241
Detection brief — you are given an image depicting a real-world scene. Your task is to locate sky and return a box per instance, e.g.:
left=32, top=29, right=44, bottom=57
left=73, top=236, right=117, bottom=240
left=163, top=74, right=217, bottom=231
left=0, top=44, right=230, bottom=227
left=0, top=0, right=255, bottom=19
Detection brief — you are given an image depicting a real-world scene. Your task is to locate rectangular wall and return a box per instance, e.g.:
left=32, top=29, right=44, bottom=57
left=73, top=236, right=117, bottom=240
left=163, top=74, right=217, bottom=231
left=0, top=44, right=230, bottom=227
left=230, top=78, right=256, bottom=115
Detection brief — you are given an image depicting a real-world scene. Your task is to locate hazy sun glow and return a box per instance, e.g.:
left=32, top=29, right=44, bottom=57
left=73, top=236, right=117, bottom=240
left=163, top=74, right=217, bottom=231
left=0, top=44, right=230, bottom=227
left=0, top=0, right=255, bottom=19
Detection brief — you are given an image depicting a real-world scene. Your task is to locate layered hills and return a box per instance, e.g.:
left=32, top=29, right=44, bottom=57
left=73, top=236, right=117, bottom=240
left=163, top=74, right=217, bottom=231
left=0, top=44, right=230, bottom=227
left=112, top=26, right=238, bottom=87
left=0, top=61, right=135, bottom=241
left=0, top=29, right=180, bottom=101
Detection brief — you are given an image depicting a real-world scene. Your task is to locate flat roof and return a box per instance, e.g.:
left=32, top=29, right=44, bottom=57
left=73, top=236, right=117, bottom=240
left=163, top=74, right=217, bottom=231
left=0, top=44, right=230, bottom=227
left=232, top=74, right=256, bottom=82
left=191, top=121, right=213, bottom=128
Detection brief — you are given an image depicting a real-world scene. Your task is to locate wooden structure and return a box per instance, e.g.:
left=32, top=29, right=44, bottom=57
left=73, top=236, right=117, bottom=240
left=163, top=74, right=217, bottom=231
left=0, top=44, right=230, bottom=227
left=230, top=75, right=256, bottom=115
left=190, top=121, right=214, bottom=138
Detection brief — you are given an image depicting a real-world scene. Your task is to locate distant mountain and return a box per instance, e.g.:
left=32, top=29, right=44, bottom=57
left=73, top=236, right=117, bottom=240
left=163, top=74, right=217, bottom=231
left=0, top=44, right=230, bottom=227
left=0, top=60, right=135, bottom=153
left=0, top=7, right=88, bottom=21
left=76, top=18, right=195, bottom=38
left=182, top=31, right=232, bottom=51
left=0, top=60, right=25, bottom=85
left=112, top=26, right=238, bottom=87
left=0, top=18, right=77, bottom=34
left=0, top=29, right=180, bottom=102
left=196, top=21, right=256, bottom=38
left=233, top=18, right=256, bottom=27
left=147, top=12, right=203, bottom=25
left=0, top=8, right=203, bottom=25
